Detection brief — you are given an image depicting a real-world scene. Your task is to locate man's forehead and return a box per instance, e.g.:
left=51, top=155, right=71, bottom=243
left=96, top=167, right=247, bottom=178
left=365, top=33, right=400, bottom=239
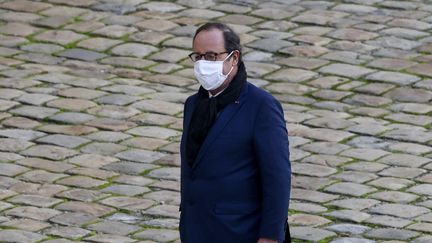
left=193, top=29, right=224, bottom=47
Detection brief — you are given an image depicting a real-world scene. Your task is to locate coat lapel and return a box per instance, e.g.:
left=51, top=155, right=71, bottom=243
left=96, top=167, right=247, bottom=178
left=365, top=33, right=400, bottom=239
left=181, top=95, right=197, bottom=158
left=192, top=84, right=249, bottom=170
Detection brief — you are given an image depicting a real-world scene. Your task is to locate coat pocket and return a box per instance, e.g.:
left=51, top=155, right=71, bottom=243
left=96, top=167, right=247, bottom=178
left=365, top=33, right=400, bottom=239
left=213, top=201, right=260, bottom=215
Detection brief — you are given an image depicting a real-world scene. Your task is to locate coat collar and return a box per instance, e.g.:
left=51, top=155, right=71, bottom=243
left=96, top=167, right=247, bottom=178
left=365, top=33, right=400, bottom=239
left=183, top=83, right=249, bottom=170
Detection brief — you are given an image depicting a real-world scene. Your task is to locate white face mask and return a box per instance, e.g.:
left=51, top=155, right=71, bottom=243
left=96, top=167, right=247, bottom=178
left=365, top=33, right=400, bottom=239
left=194, top=51, right=234, bottom=91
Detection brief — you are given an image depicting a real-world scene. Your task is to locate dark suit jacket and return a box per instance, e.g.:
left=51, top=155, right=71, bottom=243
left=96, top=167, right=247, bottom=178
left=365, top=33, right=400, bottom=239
left=180, top=82, right=291, bottom=243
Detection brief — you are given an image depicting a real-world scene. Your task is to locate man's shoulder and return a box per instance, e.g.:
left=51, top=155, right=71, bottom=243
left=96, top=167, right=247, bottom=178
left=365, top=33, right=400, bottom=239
left=185, top=92, right=199, bottom=104
left=246, top=82, right=279, bottom=104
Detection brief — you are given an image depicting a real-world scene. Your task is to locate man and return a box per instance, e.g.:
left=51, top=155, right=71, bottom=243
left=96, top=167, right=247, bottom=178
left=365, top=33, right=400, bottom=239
left=180, top=22, right=291, bottom=243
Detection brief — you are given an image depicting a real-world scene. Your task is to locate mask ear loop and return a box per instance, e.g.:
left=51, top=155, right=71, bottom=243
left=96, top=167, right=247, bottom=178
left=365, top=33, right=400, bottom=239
left=222, top=51, right=235, bottom=76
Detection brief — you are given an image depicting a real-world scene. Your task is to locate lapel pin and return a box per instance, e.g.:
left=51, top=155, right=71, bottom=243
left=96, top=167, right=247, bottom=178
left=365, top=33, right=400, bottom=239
left=235, top=100, right=239, bottom=104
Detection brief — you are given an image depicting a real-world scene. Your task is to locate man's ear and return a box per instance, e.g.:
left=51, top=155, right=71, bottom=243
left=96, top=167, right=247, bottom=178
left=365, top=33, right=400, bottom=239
left=232, top=50, right=240, bottom=65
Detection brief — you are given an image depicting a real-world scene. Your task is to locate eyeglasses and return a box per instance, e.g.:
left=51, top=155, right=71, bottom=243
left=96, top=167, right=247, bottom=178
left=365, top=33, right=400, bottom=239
left=188, top=51, right=229, bottom=62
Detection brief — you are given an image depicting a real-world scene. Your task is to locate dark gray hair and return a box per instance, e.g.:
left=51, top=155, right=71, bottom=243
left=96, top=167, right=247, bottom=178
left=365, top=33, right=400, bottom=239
left=193, top=22, right=242, bottom=64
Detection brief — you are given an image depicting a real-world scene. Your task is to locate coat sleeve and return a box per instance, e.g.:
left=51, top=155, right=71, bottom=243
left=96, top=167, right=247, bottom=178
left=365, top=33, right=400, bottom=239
left=253, top=95, right=291, bottom=241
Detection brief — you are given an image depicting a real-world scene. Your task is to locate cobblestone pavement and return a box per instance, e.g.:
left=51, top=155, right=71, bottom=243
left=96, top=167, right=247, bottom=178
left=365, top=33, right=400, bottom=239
left=0, top=0, right=431, bottom=242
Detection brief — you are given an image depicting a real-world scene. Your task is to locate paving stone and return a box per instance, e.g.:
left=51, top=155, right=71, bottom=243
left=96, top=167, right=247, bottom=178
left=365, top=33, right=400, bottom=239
left=369, top=203, right=430, bottom=219
left=87, top=105, right=140, bottom=120
left=126, top=126, right=180, bottom=140
left=87, top=220, right=141, bottom=236
left=44, top=226, right=91, bottom=240
left=302, top=155, right=351, bottom=168
left=67, top=153, right=118, bottom=169
left=17, top=157, right=75, bottom=173
left=340, top=148, right=390, bottom=161
left=279, top=45, right=329, bottom=57
left=100, top=196, right=154, bottom=212
left=94, top=94, right=140, bottom=106
left=291, top=162, right=337, bottom=177
left=67, top=167, right=118, bottom=180
left=366, top=228, right=419, bottom=241
left=327, top=28, right=378, bottom=41
left=414, top=236, right=432, bottom=243
left=0, top=129, right=46, bottom=141
left=37, top=134, right=90, bottom=148
left=291, top=226, right=336, bottom=242
left=102, top=161, right=156, bottom=175
left=0, top=151, right=22, bottom=162
left=378, top=166, right=426, bottom=179
left=37, top=125, right=97, bottom=136
left=0, top=229, right=46, bottom=243
left=8, top=194, right=62, bottom=207
left=101, top=184, right=149, bottom=196
left=56, top=188, right=109, bottom=202
left=84, top=131, right=131, bottom=143
left=142, top=204, right=179, bottom=219
left=112, top=175, right=153, bottom=187
left=111, top=43, right=158, bottom=58
left=92, top=25, right=138, bottom=38
left=291, top=188, right=339, bottom=203
left=57, top=48, right=107, bottom=62
left=57, top=176, right=107, bottom=189
left=319, top=63, right=375, bottom=78
left=84, top=233, right=136, bottom=243
left=139, top=1, right=185, bottom=12
left=55, top=201, right=115, bottom=217
left=148, top=167, right=179, bottom=181
left=377, top=154, right=431, bottom=168
left=289, top=213, right=331, bottom=227
left=265, top=68, right=318, bottom=83
left=48, top=112, right=96, bottom=124
left=21, top=145, right=78, bottom=160
left=0, top=137, right=34, bottom=152
left=33, top=30, right=86, bottom=46
left=10, top=105, right=59, bottom=119
left=49, top=212, right=98, bottom=227
left=325, top=223, right=371, bottom=235
left=85, top=118, right=137, bottom=131
left=58, top=88, right=107, bottom=99
left=345, top=94, right=392, bottom=107
left=407, top=223, right=432, bottom=233
left=385, top=87, right=432, bottom=103
left=0, top=11, right=42, bottom=22
left=331, top=171, right=378, bottom=184
left=0, top=22, right=41, bottom=37
left=6, top=206, right=62, bottom=221
left=369, top=191, right=419, bottom=204
left=115, top=149, right=165, bottom=164
left=18, top=169, right=67, bottom=184
left=368, top=36, right=422, bottom=51
left=290, top=127, right=354, bottom=142
left=145, top=74, right=196, bottom=88
left=1, top=218, right=51, bottom=232
left=134, top=228, right=179, bottom=242
left=101, top=84, right=155, bottom=95
left=365, top=215, right=412, bottom=228
left=407, top=184, right=432, bottom=196
left=76, top=37, right=122, bottom=52
left=246, top=38, right=293, bottom=53
left=46, top=98, right=97, bottom=111
left=80, top=142, right=127, bottom=156
left=325, top=182, right=377, bottom=197
left=325, top=210, right=370, bottom=223
left=330, top=238, right=375, bottom=243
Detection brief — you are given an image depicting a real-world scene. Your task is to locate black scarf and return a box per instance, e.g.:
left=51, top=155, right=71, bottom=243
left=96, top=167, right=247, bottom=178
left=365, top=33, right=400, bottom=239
left=186, top=62, right=246, bottom=166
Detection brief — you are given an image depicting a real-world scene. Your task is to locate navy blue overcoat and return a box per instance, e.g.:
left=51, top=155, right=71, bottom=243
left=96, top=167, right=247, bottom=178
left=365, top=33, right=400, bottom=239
left=180, top=82, right=291, bottom=243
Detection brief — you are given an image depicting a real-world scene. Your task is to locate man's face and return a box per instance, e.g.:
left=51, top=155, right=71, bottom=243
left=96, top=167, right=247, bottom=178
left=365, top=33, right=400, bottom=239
left=192, top=28, right=235, bottom=75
